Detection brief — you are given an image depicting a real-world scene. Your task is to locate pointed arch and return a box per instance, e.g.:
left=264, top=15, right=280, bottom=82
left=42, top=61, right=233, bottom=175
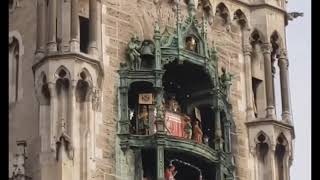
left=275, top=132, right=289, bottom=180
left=233, top=9, right=249, bottom=29
left=78, top=68, right=94, bottom=88
left=255, top=131, right=271, bottom=144
left=255, top=131, right=270, bottom=165
left=55, top=65, right=71, bottom=81
left=250, top=28, right=266, bottom=44
left=200, top=0, right=214, bottom=24
left=270, top=30, right=284, bottom=55
left=9, top=31, right=24, bottom=104
left=215, top=2, right=231, bottom=24
left=35, top=71, right=51, bottom=105
left=76, top=68, right=93, bottom=102
left=276, top=132, right=288, bottom=147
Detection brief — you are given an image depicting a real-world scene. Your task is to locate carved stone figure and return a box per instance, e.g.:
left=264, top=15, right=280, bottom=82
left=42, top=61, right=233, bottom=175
left=55, top=119, right=74, bottom=160
left=138, top=105, right=149, bottom=135
left=220, top=67, right=233, bottom=98
left=127, top=35, right=142, bottom=70
left=164, top=164, right=177, bottom=180
left=193, top=120, right=203, bottom=144
left=167, top=96, right=181, bottom=112
left=185, top=36, right=197, bottom=51
left=287, top=12, right=303, bottom=21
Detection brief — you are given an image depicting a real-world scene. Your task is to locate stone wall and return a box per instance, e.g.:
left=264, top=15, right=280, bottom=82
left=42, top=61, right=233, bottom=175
left=8, top=0, right=289, bottom=180
left=99, top=0, right=253, bottom=179
left=9, top=0, right=40, bottom=179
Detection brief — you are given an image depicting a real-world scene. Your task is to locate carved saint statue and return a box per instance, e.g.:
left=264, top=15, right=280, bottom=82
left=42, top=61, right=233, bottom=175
left=220, top=67, right=233, bottom=99
left=138, top=105, right=149, bottom=135
left=165, top=164, right=177, bottom=180
left=167, top=96, right=181, bottom=112
left=127, top=35, right=142, bottom=70
left=185, top=36, right=197, bottom=52
left=56, top=119, right=74, bottom=160
left=184, top=117, right=192, bottom=139
left=193, top=120, right=203, bottom=144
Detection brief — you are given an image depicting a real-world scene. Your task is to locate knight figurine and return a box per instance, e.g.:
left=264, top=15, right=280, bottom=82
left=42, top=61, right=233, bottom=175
left=127, top=35, right=142, bottom=70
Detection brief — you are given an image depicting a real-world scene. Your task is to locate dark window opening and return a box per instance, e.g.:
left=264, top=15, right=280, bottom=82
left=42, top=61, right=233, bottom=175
left=79, top=16, right=89, bottom=53
left=257, top=134, right=269, bottom=163
left=275, top=136, right=286, bottom=180
left=141, top=149, right=157, bottom=180
left=198, top=106, right=215, bottom=148
left=252, top=78, right=262, bottom=118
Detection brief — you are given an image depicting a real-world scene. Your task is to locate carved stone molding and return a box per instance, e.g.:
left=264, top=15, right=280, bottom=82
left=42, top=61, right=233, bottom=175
left=261, top=43, right=272, bottom=54
left=242, top=45, right=252, bottom=55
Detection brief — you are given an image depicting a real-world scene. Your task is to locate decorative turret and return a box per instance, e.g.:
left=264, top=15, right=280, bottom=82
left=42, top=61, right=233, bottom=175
left=33, top=1, right=103, bottom=180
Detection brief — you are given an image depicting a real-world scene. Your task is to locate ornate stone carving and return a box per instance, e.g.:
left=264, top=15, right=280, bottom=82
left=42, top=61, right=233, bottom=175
left=55, top=119, right=74, bottom=161
left=127, top=35, right=142, bottom=70
left=219, top=67, right=233, bottom=99
left=242, top=44, right=252, bottom=55
left=287, top=12, right=303, bottom=21
left=261, top=43, right=272, bottom=54
left=92, top=88, right=101, bottom=111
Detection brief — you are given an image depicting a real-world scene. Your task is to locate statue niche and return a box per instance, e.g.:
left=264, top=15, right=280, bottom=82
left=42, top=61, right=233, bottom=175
left=185, top=36, right=198, bottom=53
left=127, top=36, right=155, bottom=70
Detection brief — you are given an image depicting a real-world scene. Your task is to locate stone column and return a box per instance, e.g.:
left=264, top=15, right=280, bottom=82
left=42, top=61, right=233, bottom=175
left=261, top=43, right=276, bottom=119
left=88, top=0, right=98, bottom=57
left=36, top=0, right=46, bottom=58
left=47, top=0, right=57, bottom=52
left=271, top=57, right=277, bottom=116
left=119, top=86, right=130, bottom=134
left=155, top=87, right=165, bottom=134
left=70, top=0, right=80, bottom=52
left=278, top=49, right=291, bottom=122
left=243, top=44, right=255, bottom=120
left=69, top=80, right=77, bottom=145
left=270, top=146, right=277, bottom=180
left=48, top=83, right=57, bottom=150
left=156, top=145, right=165, bottom=180
left=97, top=0, right=102, bottom=59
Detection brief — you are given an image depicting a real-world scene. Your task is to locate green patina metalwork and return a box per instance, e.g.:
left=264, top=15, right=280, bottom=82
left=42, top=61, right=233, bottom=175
left=118, top=1, right=235, bottom=179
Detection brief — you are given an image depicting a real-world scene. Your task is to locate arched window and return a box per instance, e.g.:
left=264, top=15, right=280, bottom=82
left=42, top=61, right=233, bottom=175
left=255, top=132, right=271, bottom=180
left=215, top=3, right=230, bottom=25
left=275, top=133, right=288, bottom=180
left=9, top=32, right=23, bottom=105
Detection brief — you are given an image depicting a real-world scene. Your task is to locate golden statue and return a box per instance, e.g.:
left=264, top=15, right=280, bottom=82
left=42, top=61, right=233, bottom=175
left=167, top=96, right=181, bottom=112
left=185, top=36, right=197, bottom=52
left=138, top=105, right=149, bottom=134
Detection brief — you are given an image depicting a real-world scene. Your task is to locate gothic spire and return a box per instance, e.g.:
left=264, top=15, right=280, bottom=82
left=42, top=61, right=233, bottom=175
left=188, top=0, right=196, bottom=17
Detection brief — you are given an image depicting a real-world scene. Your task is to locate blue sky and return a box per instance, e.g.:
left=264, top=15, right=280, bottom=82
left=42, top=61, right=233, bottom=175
left=286, top=0, right=311, bottom=180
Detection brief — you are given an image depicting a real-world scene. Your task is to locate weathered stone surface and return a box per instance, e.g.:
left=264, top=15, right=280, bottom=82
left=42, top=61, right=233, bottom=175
left=9, top=0, right=294, bottom=180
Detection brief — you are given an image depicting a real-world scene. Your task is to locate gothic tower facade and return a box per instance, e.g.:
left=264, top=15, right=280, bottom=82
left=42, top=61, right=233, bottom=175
left=9, top=0, right=296, bottom=180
